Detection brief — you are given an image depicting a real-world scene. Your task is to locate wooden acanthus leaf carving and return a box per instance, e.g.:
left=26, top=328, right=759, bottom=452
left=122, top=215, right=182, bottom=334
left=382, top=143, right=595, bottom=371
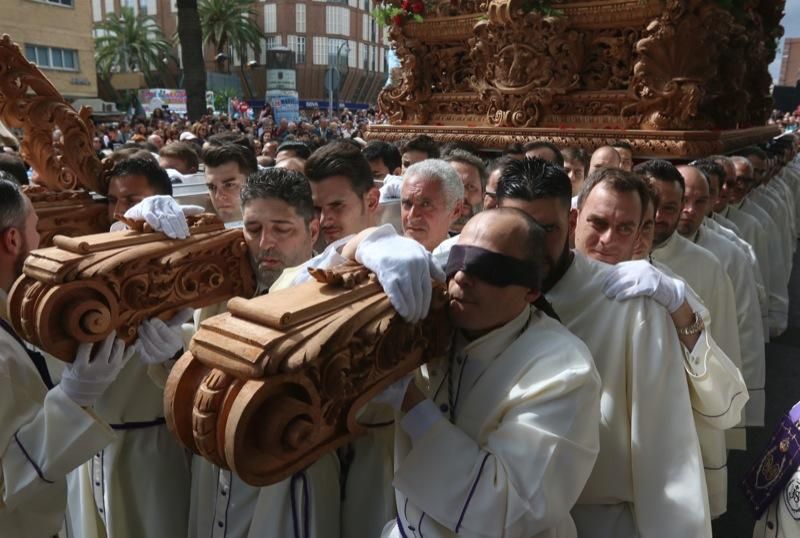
left=7, top=214, right=256, bottom=362
left=22, top=185, right=110, bottom=248
left=164, top=262, right=453, bottom=486
left=0, top=34, right=104, bottom=193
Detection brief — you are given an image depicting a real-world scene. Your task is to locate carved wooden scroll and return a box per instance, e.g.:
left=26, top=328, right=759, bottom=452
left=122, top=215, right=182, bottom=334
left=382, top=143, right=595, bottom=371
left=22, top=185, right=110, bottom=247
left=8, top=215, right=256, bottom=362
left=164, top=262, right=452, bottom=486
left=0, top=34, right=105, bottom=194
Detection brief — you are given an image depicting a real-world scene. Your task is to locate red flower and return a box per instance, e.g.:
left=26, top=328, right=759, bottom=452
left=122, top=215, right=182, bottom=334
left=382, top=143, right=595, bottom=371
left=392, top=13, right=404, bottom=25
left=410, top=1, right=424, bottom=13
left=400, top=0, right=409, bottom=10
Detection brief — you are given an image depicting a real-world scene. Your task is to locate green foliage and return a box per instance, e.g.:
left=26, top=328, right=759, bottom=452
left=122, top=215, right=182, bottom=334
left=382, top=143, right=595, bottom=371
left=198, top=0, right=266, bottom=64
left=213, top=87, right=238, bottom=111
left=521, top=0, right=563, bottom=16
left=94, top=7, right=174, bottom=76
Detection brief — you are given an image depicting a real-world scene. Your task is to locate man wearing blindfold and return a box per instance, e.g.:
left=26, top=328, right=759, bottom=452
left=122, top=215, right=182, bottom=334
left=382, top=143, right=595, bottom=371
left=375, top=207, right=602, bottom=538
left=496, top=157, right=711, bottom=538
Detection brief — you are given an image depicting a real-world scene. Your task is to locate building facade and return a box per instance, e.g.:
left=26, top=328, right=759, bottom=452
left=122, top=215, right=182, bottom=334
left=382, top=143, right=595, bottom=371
left=5, top=0, right=99, bottom=100
left=92, top=0, right=389, bottom=107
left=779, top=37, right=800, bottom=87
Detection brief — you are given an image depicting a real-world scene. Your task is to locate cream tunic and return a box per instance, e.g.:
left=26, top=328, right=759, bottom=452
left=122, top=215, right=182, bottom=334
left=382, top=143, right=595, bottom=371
left=383, top=306, right=602, bottom=538
left=694, top=226, right=766, bottom=427
left=724, top=204, right=789, bottom=337
left=749, top=187, right=794, bottom=274
left=649, top=260, right=748, bottom=518
left=548, top=252, right=711, bottom=538
left=188, top=268, right=343, bottom=538
left=0, top=290, right=116, bottom=537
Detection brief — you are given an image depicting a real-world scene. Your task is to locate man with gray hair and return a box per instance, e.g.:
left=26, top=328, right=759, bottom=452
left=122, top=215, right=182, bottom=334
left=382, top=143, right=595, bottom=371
left=400, top=159, right=464, bottom=263
left=443, top=149, right=487, bottom=234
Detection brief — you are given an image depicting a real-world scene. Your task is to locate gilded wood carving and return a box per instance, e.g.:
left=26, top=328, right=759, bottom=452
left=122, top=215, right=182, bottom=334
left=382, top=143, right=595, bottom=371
left=8, top=215, right=256, bottom=362
left=372, top=0, right=786, bottom=149
left=0, top=34, right=105, bottom=194
left=164, top=262, right=452, bottom=486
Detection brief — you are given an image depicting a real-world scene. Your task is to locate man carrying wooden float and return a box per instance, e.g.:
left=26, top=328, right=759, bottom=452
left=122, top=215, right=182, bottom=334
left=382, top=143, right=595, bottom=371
left=371, top=208, right=602, bottom=538
left=0, top=176, right=132, bottom=536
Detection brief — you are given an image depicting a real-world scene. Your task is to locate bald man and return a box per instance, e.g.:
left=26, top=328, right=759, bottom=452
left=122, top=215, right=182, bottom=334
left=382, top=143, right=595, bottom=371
left=588, top=146, right=621, bottom=176
left=380, top=208, right=601, bottom=538
left=677, top=165, right=765, bottom=428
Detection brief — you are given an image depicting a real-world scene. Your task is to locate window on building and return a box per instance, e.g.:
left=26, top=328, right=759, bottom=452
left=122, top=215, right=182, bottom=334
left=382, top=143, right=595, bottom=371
left=92, top=0, right=102, bottom=21
left=295, top=4, right=306, bottom=33
left=362, top=14, right=368, bottom=41
left=349, top=0, right=357, bottom=8
left=313, top=36, right=328, bottom=65
left=348, top=40, right=357, bottom=68
left=42, top=0, right=73, bottom=6
left=264, top=4, right=277, bottom=33
left=327, top=37, right=349, bottom=65
left=325, top=6, right=350, bottom=36
left=265, top=35, right=281, bottom=50
left=359, top=42, right=367, bottom=71
left=363, top=0, right=369, bottom=10
left=25, top=44, right=78, bottom=71
left=288, top=35, right=306, bottom=64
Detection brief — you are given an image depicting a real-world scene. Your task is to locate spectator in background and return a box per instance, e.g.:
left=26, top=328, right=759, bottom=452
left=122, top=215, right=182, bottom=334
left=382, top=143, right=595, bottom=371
left=400, top=135, right=441, bottom=173
left=362, top=141, right=402, bottom=181
left=0, top=153, right=28, bottom=185
left=562, top=147, right=590, bottom=196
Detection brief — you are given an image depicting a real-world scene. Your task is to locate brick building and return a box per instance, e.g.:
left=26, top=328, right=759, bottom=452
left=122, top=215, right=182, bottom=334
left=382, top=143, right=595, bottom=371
left=92, top=0, right=390, bottom=107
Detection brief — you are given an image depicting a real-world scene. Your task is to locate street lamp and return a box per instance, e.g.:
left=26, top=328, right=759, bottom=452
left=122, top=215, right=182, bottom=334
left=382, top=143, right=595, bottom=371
left=327, top=41, right=350, bottom=118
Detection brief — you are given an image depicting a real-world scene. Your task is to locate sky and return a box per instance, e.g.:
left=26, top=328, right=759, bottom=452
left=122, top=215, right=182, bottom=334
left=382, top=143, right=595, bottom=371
left=771, top=2, right=800, bottom=84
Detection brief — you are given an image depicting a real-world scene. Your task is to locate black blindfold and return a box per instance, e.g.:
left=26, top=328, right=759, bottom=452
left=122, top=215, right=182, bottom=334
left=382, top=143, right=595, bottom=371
left=445, top=244, right=540, bottom=289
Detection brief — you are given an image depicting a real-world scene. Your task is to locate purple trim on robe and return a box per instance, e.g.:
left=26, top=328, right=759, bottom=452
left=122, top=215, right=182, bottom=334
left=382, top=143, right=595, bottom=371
left=741, top=413, right=800, bottom=518
left=290, top=471, right=310, bottom=538
left=13, top=431, right=54, bottom=484
left=455, top=452, right=490, bottom=532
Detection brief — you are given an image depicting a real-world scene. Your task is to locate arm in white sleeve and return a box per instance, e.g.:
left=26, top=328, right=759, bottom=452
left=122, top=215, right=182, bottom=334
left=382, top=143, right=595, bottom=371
left=1, top=379, right=115, bottom=510
left=393, top=352, right=601, bottom=537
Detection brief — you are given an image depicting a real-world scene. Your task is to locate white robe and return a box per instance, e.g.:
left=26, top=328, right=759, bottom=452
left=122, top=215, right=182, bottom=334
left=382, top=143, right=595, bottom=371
left=383, top=306, right=602, bottom=538
left=188, top=270, right=346, bottom=538
left=650, top=260, right=748, bottom=518
left=0, top=290, right=116, bottom=537
left=694, top=226, right=766, bottom=427
left=547, top=252, right=711, bottom=538
left=724, top=204, right=789, bottom=337
left=706, top=215, right=768, bottom=335
left=749, top=187, right=794, bottom=275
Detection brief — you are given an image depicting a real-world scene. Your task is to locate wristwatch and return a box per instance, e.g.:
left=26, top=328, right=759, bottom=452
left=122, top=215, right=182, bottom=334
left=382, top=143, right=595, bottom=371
left=677, top=311, right=705, bottom=336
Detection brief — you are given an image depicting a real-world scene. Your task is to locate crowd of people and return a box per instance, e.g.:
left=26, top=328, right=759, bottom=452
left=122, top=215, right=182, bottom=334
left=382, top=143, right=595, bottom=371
left=1, top=117, right=800, bottom=538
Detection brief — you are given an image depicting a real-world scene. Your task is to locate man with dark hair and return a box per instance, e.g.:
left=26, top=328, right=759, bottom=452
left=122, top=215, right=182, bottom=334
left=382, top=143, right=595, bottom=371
left=107, top=157, right=173, bottom=223
left=484, top=155, right=516, bottom=210
left=0, top=177, right=131, bottom=536
left=204, top=131, right=257, bottom=155
left=496, top=157, right=711, bottom=537
left=304, top=140, right=379, bottom=244
left=400, top=135, right=440, bottom=173
left=158, top=141, right=200, bottom=175
left=362, top=140, right=401, bottom=180
left=276, top=141, right=312, bottom=163
left=575, top=167, right=747, bottom=519
left=610, top=141, right=634, bottom=171
left=562, top=147, right=589, bottom=195
left=523, top=140, right=564, bottom=167
left=502, top=142, right=525, bottom=160
left=443, top=149, right=487, bottom=233
left=376, top=208, right=602, bottom=538
left=677, top=165, right=765, bottom=431
left=0, top=154, right=28, bottom=185
left=202, top=143, right=258, bottom=223
left=635, top=160, right=742, bottom=434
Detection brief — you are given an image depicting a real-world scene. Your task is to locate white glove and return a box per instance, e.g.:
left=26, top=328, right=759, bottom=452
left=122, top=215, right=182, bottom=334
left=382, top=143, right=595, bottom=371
left=123, top=195, right=204, bottom=239
left=602, top=260, right=686, bottom=313
left=378, top=174, right=403, bottom=202
left=60, top=331, right=133, bottom=407
left=135, top=308, right=193, bottom=365
left=371, top=374, right=414, bottom=412
left=355, top=224, right=445, bottom=323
